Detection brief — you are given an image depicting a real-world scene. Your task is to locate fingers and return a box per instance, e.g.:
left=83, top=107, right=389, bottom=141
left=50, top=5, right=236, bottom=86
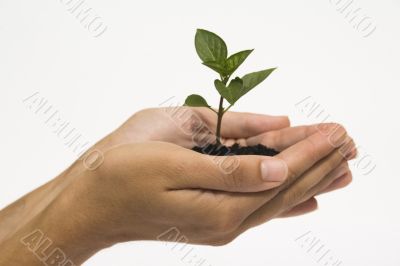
left=246, top=123, right=356, bottom=157
left=277, top=150, right=345, bottom=210
left=221, top=112, right=290, bottom=138
left=235, top=148, right=346, bottom=231
left=245, top=123, right=355, bottom=197
left=219, top=124, right=348, bottom=192
left=278, top=170, right=352, bottom=218
left=317, top=172, right=352, bottom=195
left=278, top=197, right=318, bottom=218
left=276, top=162, right=351, bottom=219
left=275, top=124, right=348, bottom=189
left=196, top=109, right=290, bottom=139
left=276, top=173, right=351, bottom=219
left=246, top=125, right=319, bottom=150
left=300, top=162, right=350, bottom=201
left=173, top=152, right=289, bottom=193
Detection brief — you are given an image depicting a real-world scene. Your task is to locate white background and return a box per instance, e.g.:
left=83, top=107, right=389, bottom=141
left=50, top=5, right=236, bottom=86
left=1, top=0, right=399, bottom=265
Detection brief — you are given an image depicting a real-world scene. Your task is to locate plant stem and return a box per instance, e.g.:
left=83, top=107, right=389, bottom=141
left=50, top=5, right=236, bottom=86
left=215, top=95, right=224, bottom=144
left=215, top=75, right=230, bottom=144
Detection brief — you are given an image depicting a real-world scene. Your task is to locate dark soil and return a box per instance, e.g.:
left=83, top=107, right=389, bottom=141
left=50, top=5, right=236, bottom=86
left=192, top=143, right=279, bottom=156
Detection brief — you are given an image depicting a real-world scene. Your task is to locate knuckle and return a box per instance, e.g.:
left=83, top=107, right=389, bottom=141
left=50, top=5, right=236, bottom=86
left=285, top=165, right=299, bottom=183
left=333, top=123, right=346, bottom=132
left=339, top=137, right=355, bottom=157
left=218, top=156, right=241, bottom=175
left=207, top=208, right=242, bottom=234
left=325, top=124, right=348, bottom=146
left=282, top=189, right=304, bottom=207
left=156, top=149, right=195, bottom=183
left=328, top=123, right=345, bottom=132
left=170, top=159, right=188, bottom=177
left=304, top=137, right=319, bottom=162
left=270, top=131, right=282, bottom=149
left=241, top=117, right=251, bottom=132
left=325, top=153, right=342, bottom=171
left=226, top=168, right=244, bottom=190
left=317, top=123, right=345, bottom=136
left=170, top=160, right=190, bottom=181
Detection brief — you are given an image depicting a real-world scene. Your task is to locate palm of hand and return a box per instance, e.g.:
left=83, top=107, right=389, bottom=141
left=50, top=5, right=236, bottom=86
left=107, top=107, right=290, bottom=150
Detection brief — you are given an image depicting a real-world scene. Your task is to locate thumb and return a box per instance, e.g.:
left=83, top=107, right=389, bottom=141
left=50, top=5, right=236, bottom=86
left=176, top=153, right=289, bottom=193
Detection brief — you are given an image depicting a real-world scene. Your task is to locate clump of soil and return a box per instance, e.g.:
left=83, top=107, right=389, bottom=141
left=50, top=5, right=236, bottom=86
left=192, top=143, right=279, bottom=156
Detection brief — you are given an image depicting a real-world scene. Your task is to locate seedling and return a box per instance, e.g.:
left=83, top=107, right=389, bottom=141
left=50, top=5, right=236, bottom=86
left=184, top=29, right=276, bottom=144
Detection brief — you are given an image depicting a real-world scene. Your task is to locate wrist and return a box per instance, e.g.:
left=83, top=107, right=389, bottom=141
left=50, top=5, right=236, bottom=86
left=0, top=167, right=114, bottom=265
left=31, top=168, right=115, bottom=264
left=0, top=135, right=123, bottom=265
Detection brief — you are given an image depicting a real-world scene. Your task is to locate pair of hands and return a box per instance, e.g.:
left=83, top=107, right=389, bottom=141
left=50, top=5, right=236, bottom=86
left=0, top=107, right=357, bottom=266
left=41, top=107, right=356, bottom=264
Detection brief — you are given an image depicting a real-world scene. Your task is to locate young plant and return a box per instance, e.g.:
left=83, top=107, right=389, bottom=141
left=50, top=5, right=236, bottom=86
left=184, top=29, right=276, bottom=144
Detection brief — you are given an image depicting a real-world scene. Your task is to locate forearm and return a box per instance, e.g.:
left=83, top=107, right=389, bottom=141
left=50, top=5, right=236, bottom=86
left=0, top=133, right=115, bottom=245
left=0, top=133, right=123, bottom=265
left=0, top=167, right=109, bottom=265
left=0, top=202, right=71, bottom=265
left=0, top=171, right=73, bottom=245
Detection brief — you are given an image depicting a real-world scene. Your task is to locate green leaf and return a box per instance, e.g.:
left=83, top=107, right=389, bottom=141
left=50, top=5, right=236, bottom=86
left=242, top=68, right=276, bottom=95
left=214, top=68, right=276, bottom=105
left=214, top=77, right=243, bottom=105
left=225, top=49, right=253, bottom=75
left=214, top=80, right=232, bottom=104
left=195, top=29, right=228, bottom=63
left=184, top=94, right=210, bottom=108
left=202, top=61, right=227, bottom=75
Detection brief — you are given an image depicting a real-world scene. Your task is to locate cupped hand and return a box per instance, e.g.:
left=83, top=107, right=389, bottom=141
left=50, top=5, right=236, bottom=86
left=100, top=107, right=291, bottom=149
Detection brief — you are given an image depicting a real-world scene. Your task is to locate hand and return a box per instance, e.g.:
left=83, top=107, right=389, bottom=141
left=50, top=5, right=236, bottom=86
left=39, top=123, right=354, bottom=264
left=99, top=107, right=291, bottom=149
left=0, top=106, right=355, bottom=265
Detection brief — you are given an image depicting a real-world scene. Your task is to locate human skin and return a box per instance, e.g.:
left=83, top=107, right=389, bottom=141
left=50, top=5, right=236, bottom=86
left=0, top=108, right=355, bottom=265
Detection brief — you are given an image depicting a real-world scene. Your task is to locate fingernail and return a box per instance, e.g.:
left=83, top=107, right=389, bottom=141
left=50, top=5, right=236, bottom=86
left=345, top=148, right=357, bottom=160
left=261, top=159, right=288, bottom=182
left=333, top=165, right=348, bottom=180
left=339, top=139, right=355, bottom=159
left=316, top=123, right=332, bottom=135
left=329, top=127, right=347, bottom=147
